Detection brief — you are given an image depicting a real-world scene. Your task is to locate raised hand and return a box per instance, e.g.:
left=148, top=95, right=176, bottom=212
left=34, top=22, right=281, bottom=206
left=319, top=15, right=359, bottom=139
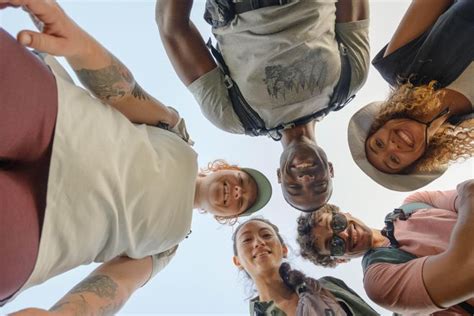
left=0, top=0, right=91, bottom=58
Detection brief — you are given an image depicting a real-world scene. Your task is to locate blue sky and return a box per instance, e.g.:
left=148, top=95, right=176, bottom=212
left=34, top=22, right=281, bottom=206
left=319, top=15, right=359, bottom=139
left=1, top=1, right=473, bottom=315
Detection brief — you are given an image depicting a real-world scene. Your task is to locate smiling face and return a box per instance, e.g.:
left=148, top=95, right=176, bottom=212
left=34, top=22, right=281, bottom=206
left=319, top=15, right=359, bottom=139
left=312, top=211, right=373, bottom=259
left=233, top=220, right=287, bottom=278
left=366, top=118, right=427, bottom=173
left=278, top=143, right=334, bottom=211
left=200, top=169, right=258, bottom=218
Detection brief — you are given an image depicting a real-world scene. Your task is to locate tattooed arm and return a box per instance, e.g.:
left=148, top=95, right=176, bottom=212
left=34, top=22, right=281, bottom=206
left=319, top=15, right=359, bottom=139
left=50, top=256, right=152, bottom=315
left=9, top=256, right=152, bottom=316
left=6, top=0, right=178, bottom=127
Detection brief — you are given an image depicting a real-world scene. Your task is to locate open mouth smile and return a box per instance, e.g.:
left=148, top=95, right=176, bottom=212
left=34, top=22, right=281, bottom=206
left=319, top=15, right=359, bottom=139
left=252, top=250, right=272, bottom=259
left=395, top=129, right=415, bottom=148
left=223, top=181, right=230, bottom=204
left=294, top=162, right=315, bottom=169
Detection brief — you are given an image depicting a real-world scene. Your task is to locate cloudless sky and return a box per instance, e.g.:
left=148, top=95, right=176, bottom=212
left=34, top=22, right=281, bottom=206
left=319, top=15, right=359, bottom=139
left=1, top=1, right=473, bottom=315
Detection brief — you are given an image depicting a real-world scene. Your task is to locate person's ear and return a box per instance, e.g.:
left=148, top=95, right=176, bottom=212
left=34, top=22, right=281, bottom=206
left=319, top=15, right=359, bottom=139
left=328, top=162, right=334, bottom=178
left=276, top=168, right=282, bottom=184
left=233, top=256, right=242, bottom=268
left=334, top=258, right=350, bottom=264
left=282, top=244, right=289, bottom=258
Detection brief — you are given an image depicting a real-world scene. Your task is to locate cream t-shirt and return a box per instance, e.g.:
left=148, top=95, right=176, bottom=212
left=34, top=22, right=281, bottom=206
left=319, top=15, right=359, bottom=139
left=10, top=56, right=198, bottom=303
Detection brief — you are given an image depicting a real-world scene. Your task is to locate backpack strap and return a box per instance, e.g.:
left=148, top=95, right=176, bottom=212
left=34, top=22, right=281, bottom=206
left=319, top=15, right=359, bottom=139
left=206, top=38, right=354, bottom=141
left=206, top=39, right=267, bottom=138
left=458, top=302, right=474, bottom=315
left=319, top=276, right=380, bottom=316
left=362, top=247, right=418, bottom=273
left=382, top=202, right=432, bottom=248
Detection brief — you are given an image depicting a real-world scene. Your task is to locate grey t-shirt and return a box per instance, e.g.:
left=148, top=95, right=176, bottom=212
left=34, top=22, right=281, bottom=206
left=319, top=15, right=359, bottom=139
left=188, top=0, right=370, bottom=134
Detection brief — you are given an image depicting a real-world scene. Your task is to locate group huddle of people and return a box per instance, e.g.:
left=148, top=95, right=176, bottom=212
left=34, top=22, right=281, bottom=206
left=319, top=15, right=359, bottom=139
left=1, top=0, right=473, bottom=315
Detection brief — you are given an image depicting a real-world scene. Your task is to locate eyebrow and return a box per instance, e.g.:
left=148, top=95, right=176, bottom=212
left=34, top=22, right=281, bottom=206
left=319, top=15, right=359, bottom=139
left=238, top=229, right=251, bottom=239
left=287, top=185, right=303, bottom=197
left=238, top=227, right=272, bottom=239
left=367, top=141, right=378, bottom=155
left=312, top=182, right=328, bottom=194
left=287, top=190, right=301, bottom=197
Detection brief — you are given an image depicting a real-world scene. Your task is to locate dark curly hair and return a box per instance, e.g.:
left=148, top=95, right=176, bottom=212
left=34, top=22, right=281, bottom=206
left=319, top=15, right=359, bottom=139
left=296, top=204, right=342, bottom=268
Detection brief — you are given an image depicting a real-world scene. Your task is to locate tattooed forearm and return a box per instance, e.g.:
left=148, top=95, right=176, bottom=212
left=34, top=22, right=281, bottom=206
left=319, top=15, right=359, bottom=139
left=99, top=301, right=124, bottom=315
left=131, top=83, right=151, bottom=101
left=50, top=294, right=90, bottom=316
left=69, top=275, right=118, bottom=299
left=48, top=275, right=124, bottom=315
left=75, top=54, right=138, bottom=102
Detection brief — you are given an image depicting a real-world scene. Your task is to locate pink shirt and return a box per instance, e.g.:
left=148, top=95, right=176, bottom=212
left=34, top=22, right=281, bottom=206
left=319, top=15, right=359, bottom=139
left=364, top=190, right=473, bottom=315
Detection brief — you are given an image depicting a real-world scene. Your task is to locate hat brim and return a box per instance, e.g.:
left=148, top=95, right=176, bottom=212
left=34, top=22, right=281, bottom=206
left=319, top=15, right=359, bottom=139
left=347, top=101, right=446, bottom=192
left=240, top=168, right=272, bottom=216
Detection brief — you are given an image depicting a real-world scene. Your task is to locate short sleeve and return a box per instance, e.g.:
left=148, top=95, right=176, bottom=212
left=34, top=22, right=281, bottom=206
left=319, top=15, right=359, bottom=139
left=147, top=244, right=179, bottom=281
left=403, top=190, right=458, bottom=213
left=335, top=19, right=370, bottom=97
left=187, top=67, right=245, bottom=134
left=364, top=258, right=444, bottom=315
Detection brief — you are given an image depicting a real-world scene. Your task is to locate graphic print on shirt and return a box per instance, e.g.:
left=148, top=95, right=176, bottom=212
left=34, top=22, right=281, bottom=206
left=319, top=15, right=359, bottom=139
left=264, top=51, right=328, bottom=100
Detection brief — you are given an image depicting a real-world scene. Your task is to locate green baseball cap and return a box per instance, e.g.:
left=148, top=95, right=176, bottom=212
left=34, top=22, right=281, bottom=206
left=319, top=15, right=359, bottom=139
left=240, top=168, right=272, bottom=216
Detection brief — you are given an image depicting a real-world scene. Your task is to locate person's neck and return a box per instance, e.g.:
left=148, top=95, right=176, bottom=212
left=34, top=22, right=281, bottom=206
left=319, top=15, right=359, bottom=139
left=440, top=88, right=472, bottom=117
left=371, top=229, right=387, bottom=248
left=254, top=270, right=295, bottom=303
left=280, top=121, right=317, bottom=148
left=193, top=177, right=203, bottom=209
left=426, top=89, right=471, bottom=139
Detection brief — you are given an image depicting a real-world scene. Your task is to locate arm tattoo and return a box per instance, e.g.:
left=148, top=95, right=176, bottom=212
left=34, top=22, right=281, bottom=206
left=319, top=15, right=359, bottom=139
left=49, top=275, right=123, bottom=315
left=131, top=83, right=150, bottom=101
left=69, top=275, right=118, bottom=299
left=99, top=301, right=124, bottom=315
left=76, top=55, right=149, bottom=102
left=50, top=294, right=90, bottom=316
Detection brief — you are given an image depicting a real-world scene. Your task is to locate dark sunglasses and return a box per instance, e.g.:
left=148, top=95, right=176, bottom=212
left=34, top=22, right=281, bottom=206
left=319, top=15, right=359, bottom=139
left=329, top=213, right=348, bottom=256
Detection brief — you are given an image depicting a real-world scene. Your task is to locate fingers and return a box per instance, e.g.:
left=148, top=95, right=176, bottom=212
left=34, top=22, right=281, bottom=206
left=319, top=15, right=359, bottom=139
left=0, top=0, right=61, bottom=26
left=17, top=30, right=67, bottom=56
left=457, top=179, right=474, bottom=198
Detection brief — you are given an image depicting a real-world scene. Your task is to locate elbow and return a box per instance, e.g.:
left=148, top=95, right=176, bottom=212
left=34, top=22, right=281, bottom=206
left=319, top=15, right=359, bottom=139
left=155, top=7, right=167, bottom=31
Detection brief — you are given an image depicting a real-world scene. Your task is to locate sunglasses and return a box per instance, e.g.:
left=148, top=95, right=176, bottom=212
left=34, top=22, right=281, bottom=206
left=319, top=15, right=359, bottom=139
left=329, top=213, right=348, bottom=256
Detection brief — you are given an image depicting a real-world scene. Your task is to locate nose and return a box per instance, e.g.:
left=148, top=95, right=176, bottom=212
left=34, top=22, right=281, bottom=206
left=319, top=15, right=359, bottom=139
left=253, top=237, right=265, bottom=248
left=390, top=138, right=401, bottom=149
left=337, top=229, right=349, bottom=240
left=297, top=174, right=315, bottom=183
left=233, top=185, right=242, bottom=200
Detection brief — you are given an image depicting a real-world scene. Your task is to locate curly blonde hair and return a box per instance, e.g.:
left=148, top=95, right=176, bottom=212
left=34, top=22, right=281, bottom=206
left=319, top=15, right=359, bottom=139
left=199, top=159, right=241, bottom=225
left=369, top=81, right=474, bottom=172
